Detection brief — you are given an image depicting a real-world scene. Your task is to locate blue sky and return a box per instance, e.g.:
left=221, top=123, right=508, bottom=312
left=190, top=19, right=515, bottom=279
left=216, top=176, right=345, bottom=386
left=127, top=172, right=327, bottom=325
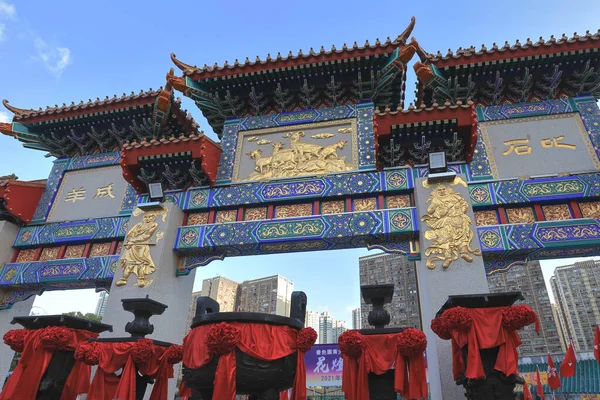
left=1, top=1, right=599, bottom=323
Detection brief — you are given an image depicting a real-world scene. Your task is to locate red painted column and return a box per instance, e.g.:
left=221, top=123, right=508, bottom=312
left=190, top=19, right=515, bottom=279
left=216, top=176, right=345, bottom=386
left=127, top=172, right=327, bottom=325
left=313, top=200, right=320, bottom=215
left=533, top=204, right=544, bottom=221
left=10, top=249, right=19, bottom=263
left=377, top=194, right=385, bottom=209
left=237, top=207, right=244, bottom=221
left=57, top=245, right=67, bottom=259
left=208, top=209, right=216, bottom=224
left=83, top=243, right=92, bottom=258
left=497, top=207, right=508, bottom=225
left=109, top=240, right=118, bottom=255
left=267, top=204, right=275, bottom=219
left=569, top=200, right=583, bottom=219
left=33, top=247, right=43, bottom=261
left=345, top=198, right=353, bottom=212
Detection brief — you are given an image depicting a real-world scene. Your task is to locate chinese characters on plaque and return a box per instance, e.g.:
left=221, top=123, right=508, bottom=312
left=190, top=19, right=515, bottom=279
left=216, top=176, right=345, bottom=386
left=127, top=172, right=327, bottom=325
left=305, top=344, right=344, bottom=386
left=47, top=166, right=130, bottom=222
left=65, top=183, right=116, bottom=203
left=503, top=136, right=576, bottom=156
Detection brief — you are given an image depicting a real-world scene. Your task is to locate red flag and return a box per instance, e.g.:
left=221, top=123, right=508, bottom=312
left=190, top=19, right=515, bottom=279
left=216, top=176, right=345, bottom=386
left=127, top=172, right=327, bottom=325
left=594, top=324, right=600, bottom=364
left=560, top=343, right=577, bottom=377
left=536, top=366, right=545, bottom=400
left=523, top=380, right=533, bottom=400
left=547, top=353, right=561, bottom=390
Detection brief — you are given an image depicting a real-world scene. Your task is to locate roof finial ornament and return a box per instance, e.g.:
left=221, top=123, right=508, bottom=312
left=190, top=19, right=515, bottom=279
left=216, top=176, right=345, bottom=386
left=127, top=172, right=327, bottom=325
left=393, top=16, right=416, bottom=45
left=170, top=53, right=196, bottom=76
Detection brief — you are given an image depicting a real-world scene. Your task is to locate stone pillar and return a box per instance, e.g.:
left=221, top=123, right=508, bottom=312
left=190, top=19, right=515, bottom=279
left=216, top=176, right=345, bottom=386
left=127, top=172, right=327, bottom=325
left=413, top=175, right=489, bottom=400
left=0, top=221, right=35, bottom=388
left=100, top=202, right=195, bottom=398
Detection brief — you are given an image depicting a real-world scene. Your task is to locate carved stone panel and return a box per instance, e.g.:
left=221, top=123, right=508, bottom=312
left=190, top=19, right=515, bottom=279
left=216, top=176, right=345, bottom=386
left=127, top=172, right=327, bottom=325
left=275, top=204, right=313, bottom=219
left=474, top=211, right=498, bottom=226
left=579, top=201, right=600, bottom=219
left=506, top=207, right=535, bottom=224
left=480, top=114, right=600, bottom=179
left=47, top=166, right=130, bottom=223
left=233, top=119, right=357, bottom=182
left=542, top=204, right=572, bottom=221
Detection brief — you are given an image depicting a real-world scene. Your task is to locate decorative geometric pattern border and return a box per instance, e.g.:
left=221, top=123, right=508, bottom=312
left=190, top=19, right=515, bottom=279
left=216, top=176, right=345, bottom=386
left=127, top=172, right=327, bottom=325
left=66, top=151, right=121, bottom=170
left=475, top=98, right=575, bottom=121
left=215, top=103, right=377, bottom=183
left=185, top=168, right=412, bottom=210
left=174, top=207, right=418, bottom=255
left=576, top=96, right=600, bottom=163
left=138, top=189, right=185, bottom=208
left=31, top=159, right=68, bottom=223
left=468, top=172, right=600, bottom=207
left=0, top=255, right=118, bottom=290
left=477, top=218, right=600, bottom=257
left=13, top=216, right=128, bottom=248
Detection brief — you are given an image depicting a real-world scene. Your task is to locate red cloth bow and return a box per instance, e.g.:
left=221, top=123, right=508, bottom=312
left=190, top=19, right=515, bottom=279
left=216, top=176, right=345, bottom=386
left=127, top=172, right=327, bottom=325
left=432, top=306, right=539, bottom=380
left=0, top=327, right=98, bottom=400
left=85, top=341, right=181, bottom=400
left=338, top=329, right=428, bottom=400
left=180, top=322, right=316, bottom=400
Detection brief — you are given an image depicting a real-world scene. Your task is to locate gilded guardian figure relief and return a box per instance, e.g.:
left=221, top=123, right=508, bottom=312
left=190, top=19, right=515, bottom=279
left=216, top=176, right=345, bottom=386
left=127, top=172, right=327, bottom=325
left=421, top=179, right=481, bottom=270
left=116, top=206, right=166, bottom=288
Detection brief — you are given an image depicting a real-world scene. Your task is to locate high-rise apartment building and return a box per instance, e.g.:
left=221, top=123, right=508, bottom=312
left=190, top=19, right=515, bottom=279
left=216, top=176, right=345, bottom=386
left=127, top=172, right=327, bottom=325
left=201, top=276, right=240, bottom=312
left=95, top=292, right=109, bottom=318
left=305, top=310, right=320, bottom=337
left=487, top=261, right=563, bottom=356
left=238, top=275, right=294, bottom=316
left=550, top=260, right=600, bottom=352
left=352, top=308, right=361, bottom=330
left=319, top=311, right=334, bottom=344
left=317, top=311, right=346, bottom=344
left=333, top=320, right=347, bottom=343
left=358, top=253, right=421, bottom=330
left=185, top=276, right=240, bottom=333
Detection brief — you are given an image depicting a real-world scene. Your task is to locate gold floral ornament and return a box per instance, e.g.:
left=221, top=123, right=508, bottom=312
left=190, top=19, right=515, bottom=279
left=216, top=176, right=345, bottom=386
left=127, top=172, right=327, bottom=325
left=116, top=206, right=167, bottom=288
left=421, top=181, right=481, bottom=270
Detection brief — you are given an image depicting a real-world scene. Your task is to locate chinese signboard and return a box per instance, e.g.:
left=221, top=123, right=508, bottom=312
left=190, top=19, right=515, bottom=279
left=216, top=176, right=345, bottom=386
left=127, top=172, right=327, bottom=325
left=305, top=344, right=344, bottom=387
left=480, top=113, right=600, bottom=179
left=521, top=371, right=548, bottom=385
left=47, top=166, right=129, bottom=222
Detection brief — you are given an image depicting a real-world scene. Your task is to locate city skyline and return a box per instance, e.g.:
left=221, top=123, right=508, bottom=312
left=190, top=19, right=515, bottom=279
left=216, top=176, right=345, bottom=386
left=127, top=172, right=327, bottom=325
left=32, top=254, right=600, bottom=330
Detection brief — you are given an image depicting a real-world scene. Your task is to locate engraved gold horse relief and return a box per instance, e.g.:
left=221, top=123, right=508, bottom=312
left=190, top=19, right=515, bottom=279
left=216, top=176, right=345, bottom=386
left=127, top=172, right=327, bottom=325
left=243, top=130, right=353, bottom=181
left=420, top=181, right=481, bottom=270
left=117, top=206, right=166, bottom=288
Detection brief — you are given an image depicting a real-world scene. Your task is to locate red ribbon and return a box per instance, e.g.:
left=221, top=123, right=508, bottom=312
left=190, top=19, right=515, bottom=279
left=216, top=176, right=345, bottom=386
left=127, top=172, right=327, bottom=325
left=339, top=331, right=428, bottom=400
left=86, top=341, right=179, bottom=400
left=0, top=327, right=98, bottom=400
left=182, top=322, right=316, bottom=400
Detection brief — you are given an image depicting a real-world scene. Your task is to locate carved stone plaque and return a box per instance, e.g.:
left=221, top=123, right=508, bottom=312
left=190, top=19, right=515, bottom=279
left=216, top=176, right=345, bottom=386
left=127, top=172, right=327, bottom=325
left=233, top=119, right=357, bottom=182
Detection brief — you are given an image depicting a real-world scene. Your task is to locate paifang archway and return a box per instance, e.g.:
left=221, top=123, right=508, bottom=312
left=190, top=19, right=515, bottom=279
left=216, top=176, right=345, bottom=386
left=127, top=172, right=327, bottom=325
left=0, top=17, right=599, bottom=397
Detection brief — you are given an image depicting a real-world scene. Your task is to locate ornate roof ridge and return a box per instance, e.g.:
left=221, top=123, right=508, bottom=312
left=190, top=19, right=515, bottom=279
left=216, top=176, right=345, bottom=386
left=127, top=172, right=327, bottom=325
left=424, top=29, right=600, bottom=63
left=374, top=99, right=474, bottom=116
left=122, top=132, right=205, bottom=150
left=3, top=89, right=162, bottom=121
left=172, top=17, right=416, bottom=77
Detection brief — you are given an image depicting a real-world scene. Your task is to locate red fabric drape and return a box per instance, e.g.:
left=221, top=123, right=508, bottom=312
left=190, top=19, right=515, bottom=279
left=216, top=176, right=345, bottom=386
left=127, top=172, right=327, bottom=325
left=340, top=333, right=427, bottom=400
left=0, top=327, right=98, bottom=400
left=86, top=341, right=176, bottom=400
left=449, top=307, right=522, bottom=380
left=182, top=323, right=315, bottom=400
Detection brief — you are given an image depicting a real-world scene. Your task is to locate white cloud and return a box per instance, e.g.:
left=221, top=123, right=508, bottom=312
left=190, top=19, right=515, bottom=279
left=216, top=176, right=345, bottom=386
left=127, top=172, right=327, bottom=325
left=0, top=24, right=4, bottom=41
left=0, top=1, right=15, bottom=18
left=0, top=111, right=10, bottom=123
left=34, top=37, right=71, bottom=76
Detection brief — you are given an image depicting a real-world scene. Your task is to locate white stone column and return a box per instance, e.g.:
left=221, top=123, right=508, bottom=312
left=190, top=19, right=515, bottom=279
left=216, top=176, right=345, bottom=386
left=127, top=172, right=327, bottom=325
left=0, top=221, right=34, bottom=389
left=413, top=175, right=489, bottom=400
left=100, top=202, right=196, bottom=399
